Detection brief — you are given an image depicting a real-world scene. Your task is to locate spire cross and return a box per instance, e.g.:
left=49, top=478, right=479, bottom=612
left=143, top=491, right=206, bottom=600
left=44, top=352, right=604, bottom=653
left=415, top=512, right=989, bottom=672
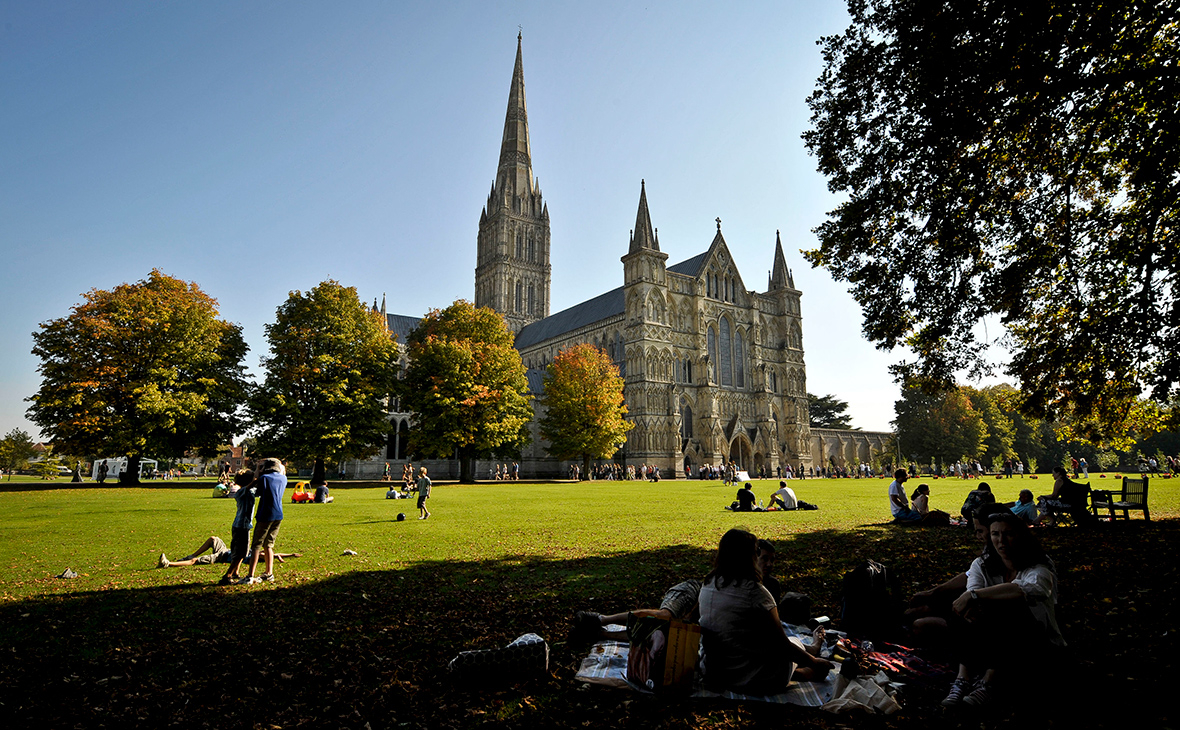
left=716, top=217, right=722, bottom=231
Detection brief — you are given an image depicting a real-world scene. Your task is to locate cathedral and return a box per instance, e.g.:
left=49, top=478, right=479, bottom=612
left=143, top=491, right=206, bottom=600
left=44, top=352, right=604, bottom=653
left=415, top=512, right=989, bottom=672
left=347, top=36, right=855, bottom=479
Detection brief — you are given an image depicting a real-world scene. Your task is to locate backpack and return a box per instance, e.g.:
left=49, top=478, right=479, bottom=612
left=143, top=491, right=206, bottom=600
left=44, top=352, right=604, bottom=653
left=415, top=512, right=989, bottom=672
left=840, top=559, right=901, bottom=640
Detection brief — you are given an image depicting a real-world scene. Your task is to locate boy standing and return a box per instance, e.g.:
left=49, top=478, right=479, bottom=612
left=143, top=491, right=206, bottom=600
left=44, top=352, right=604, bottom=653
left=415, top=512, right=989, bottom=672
left=221, top=469, right=258, bottom=585
left=240, top=458, right=287, bottom=585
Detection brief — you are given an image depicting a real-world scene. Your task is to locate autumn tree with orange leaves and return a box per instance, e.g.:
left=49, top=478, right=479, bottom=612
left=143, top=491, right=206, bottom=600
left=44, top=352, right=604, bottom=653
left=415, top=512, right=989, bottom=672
left=539, top=343, right=632, bottom=479
left=27, top=270, right=250, bottom=483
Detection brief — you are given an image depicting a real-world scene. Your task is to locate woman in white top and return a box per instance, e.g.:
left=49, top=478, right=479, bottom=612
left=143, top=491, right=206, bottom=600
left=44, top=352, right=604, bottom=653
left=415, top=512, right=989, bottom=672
left=697, top=529, right=832, bottom=695
left=941, top=512, right=1064, bottom=710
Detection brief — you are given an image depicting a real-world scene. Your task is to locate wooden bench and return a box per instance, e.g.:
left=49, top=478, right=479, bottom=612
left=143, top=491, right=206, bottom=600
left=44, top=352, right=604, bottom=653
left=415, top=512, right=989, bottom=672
left=1091, top=476, right=1150, bottom=521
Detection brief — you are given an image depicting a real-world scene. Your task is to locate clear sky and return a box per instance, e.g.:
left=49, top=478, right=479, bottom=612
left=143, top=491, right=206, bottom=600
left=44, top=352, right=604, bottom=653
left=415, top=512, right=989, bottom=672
left=1, top=0, right=947, bottom=438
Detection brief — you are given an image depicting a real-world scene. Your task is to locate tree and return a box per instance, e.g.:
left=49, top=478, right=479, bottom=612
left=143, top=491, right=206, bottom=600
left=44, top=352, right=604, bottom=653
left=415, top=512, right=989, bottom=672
left=33, top=446, right=63, bottom=480
left=250, top=280, right=400, bottom=485
left=27, top=270, right=249, bottom=483
left=893, top=385, right=987, bottom=468
left=401, top=301, right=532, bottom=483
left=804, top=0, right=1180, bottom=440
left=0, top=429, right=37, bottom=480
left=539, top=344, right=633, bottom=478
left=967, top=386, right=1015, bottom=469
left=807, top=393, right=856, bottom=429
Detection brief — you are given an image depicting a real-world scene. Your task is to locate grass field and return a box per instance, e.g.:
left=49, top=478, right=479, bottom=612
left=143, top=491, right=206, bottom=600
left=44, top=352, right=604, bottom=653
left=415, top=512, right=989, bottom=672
left=1, top=475, right=1176, bottom=728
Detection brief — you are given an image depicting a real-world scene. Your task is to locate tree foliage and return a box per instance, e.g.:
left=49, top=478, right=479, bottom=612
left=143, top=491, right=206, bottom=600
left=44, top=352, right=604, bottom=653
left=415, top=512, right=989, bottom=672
left=401, top=301, right=532, bottom=483
left=250, top=281, right=400, bottom=480
left=539, top=344, right=632, bottom=476
left=27, top=270, right=249, bottom=482
left=807, top=392, right=856, bottom=429
left=893, top=385, right=987, bottom=466
left=0, top=429, right=37, bottom=480
left=967, top=386, right=1016, bottom=467
left=805, top=0, right=1180, bottom=440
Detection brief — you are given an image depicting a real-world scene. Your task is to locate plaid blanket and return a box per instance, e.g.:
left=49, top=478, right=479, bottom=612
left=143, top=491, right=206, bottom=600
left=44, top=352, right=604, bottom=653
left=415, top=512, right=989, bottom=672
left=574, top=624, right=838, bottom=707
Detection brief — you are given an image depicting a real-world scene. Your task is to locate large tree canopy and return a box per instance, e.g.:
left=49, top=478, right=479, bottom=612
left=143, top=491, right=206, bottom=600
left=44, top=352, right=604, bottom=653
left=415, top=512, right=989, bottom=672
left=805, top=0, right=1180, bottom=440
left=27, top=270, right=249, bottom=481
left=250, top=280, right=400, bottom=483
left=401, top=301, right=532, bottom=483
left=539, top=343, right=632, bottom=478
left=893, top=384, right=987, bottom=467
left=807, top=392, right=856, bottom=430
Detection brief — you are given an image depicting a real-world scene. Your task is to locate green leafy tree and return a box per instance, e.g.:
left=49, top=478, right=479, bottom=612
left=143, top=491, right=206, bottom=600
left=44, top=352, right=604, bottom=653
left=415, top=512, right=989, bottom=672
left=807, top=393, right=856, bottom=430
left=250, top=280, right=401, bottom=485
left=804, top=0, right=1180, bottom=440
left=33, top=446, right=63, bottom=480
left=0, top=429, right=37, bottom=480
left=402, top=301, right=532, bottom=483
left=968, top=386, right=1015, bottom=469
left=539, top=343, right=633, bottom=479
left=27, top=270, right=249, bottom=484
left=893, top=385, right=987, bottom=468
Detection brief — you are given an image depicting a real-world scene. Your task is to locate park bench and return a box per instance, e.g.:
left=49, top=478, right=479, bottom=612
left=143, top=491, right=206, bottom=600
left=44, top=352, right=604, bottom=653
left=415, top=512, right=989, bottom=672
left=1040, top=481, right=1093, bottom=526
left=1091, top=476, right=1150, bottom=521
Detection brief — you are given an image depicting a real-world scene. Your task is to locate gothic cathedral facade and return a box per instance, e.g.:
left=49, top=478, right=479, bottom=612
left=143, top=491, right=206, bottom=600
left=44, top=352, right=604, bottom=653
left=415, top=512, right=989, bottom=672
left=480, top=36, right=814, bottom=477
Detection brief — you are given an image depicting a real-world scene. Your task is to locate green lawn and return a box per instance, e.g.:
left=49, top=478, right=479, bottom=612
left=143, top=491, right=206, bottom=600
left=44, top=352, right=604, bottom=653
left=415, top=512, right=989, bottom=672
left=1, top=475, right=1176, bottom=728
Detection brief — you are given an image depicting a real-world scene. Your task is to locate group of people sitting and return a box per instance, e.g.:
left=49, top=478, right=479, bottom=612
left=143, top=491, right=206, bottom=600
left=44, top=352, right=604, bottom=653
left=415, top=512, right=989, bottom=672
left=728, top=481, right=815, bottom=512
left=290, top=482, right=333, bottom=503
left=889, top=466, right=1094, bottom=527
left=571, top=531, right=833, bottom=695
left=571, top=506, right=1064, bottom=712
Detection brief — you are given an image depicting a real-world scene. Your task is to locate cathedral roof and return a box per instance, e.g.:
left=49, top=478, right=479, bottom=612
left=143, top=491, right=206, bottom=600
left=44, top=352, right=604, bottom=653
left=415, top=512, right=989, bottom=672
left=667, top=251, right=709, bottom=277
left=385, top=313, right=421, bottom=344
left=514, top=286, right=624, bottom=349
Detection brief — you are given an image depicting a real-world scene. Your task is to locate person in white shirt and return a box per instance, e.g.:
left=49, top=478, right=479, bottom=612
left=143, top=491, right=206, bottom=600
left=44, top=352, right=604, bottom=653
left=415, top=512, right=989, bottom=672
left=770, top=481, right=798, bottom=510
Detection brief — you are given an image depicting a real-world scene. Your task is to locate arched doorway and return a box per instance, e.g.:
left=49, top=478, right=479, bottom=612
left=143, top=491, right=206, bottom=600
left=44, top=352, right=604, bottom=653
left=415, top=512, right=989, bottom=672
left=729, top=437, right=753, bottom=473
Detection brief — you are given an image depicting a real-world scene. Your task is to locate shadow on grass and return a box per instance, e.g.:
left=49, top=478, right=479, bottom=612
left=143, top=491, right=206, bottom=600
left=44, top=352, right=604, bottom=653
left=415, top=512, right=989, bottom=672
left=0, top=523, right=1175, bottom=729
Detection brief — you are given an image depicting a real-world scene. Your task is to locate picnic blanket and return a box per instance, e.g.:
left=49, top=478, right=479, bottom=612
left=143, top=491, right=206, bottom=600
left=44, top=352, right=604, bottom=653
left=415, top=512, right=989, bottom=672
left=574, top=624, right=838, bottom=707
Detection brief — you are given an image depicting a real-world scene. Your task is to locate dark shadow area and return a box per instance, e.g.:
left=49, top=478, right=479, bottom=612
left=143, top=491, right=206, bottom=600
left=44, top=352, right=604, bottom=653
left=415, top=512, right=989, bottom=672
left=0, top=522, right=1174, bottom=729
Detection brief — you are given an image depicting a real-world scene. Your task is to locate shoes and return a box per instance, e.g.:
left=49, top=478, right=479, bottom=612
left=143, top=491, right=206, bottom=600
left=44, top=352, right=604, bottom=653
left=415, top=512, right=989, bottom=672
left=157, top=553, right=169, bottom=568
left=941, top=678, right=971, bottom=707
left=260, top=573, right=275, bottom=583
left=238, top=576, right=261, bottom=585
left=962, top=679, right=993, bottom=708
left=419, top=516, right=426, bottom=520
left=569, top=611, right=603, bottom=645
left=218, top=575, right=236, bottom=586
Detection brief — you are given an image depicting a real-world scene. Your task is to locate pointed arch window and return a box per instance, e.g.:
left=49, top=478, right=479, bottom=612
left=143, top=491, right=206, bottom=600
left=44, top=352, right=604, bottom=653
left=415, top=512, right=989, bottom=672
left=528, top=283, right=535, bottom=315
left=527, top=235, right=535, bottom=263
left=516, top=231, right=523, bottom=259
left=680, top=397, right=693, bottom=441
left=719, top=318, right=732, bottom=386
left=515, top=281, right=523, bottom=313
left=708, top=326, right=717, bottom=381
left=735, top=329, right=746, bottom=387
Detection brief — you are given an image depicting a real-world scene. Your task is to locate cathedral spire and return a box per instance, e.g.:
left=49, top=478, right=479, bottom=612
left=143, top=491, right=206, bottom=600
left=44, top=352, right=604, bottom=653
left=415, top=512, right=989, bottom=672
left=770, top=229, right=793, bottom=290
left=629, top=179, right=659, bottom=252
left=496, top=33, right=534, bottom=200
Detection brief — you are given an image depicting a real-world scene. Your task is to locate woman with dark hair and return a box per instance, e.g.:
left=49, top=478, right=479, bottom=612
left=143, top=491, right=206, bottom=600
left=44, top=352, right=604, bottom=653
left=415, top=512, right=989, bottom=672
left=1039, top=466, right=1092, bottom=524
left=698, top=529, right=832, bottom=694
left=941, top=512, right=1064, bottom=709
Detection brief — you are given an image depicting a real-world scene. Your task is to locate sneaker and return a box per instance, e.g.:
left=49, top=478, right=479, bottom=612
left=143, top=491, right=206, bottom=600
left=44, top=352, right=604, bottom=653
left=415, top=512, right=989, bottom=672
left=157, top=553, right=169, bottom=569
left=962, top=680, right=993, bottom=708
left=238, top=576, right=261, bottom=585
left=218, top=575, right=236, bottom=586
left=941, top=678, right=971, bottom=707
left=260, top=573, right=275, bottom=583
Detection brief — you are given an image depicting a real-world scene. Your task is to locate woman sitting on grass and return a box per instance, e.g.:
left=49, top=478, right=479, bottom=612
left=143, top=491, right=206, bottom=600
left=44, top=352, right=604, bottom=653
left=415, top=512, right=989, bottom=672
left=941, top=512, right=1064, bottom=710
left=698, top=529, right=832, bottom=695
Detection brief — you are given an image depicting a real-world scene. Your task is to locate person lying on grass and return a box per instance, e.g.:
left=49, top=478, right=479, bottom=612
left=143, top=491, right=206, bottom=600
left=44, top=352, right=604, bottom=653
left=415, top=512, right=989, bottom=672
left=940, top=512, right=1064, bottom=711
left=157, top=536, right=301, bottom=570
left=698, top=528, right=833, bottom=694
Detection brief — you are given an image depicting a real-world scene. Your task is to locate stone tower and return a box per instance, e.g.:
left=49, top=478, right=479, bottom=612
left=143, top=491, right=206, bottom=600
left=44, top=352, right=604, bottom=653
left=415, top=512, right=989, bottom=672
left=475, top=34, right=551, bottom=334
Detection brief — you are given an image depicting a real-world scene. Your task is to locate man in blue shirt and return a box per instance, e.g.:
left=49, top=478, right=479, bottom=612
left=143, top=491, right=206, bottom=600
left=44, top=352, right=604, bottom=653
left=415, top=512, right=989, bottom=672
left=240, top=458, right=287, bottom=585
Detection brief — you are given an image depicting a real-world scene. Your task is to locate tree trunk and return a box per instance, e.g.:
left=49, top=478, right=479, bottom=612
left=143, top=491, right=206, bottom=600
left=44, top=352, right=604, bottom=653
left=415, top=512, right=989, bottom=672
left=582, top=453, right=591, bottom=481
left=459, top=446, right=475, bottom=484
left=311, top=457, right=327, bottom=486
left=120, top=455, right=141, bottom=485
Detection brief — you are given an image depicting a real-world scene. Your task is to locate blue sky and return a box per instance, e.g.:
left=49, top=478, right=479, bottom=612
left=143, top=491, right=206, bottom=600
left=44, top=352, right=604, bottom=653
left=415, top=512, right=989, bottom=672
left=0, top=0, right=960, bottom=438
